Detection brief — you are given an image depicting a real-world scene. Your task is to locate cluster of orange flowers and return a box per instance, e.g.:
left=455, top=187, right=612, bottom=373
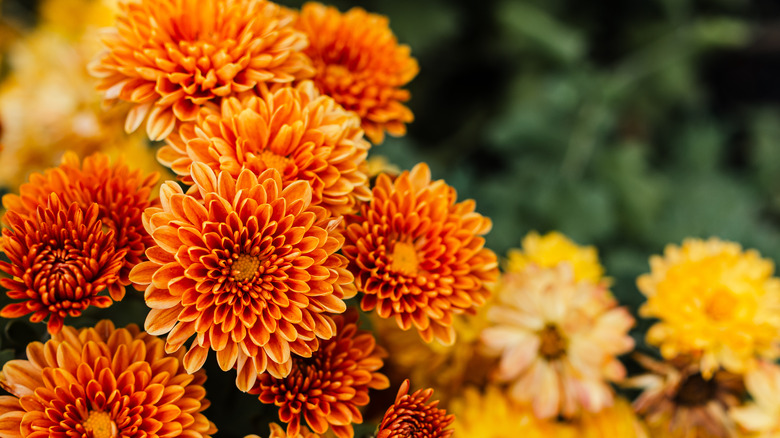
left=0, top=0, right=487, bottom=436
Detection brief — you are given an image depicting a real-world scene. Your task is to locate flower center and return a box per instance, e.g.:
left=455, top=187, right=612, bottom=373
left=704, top=288, right=738, bottom=322
left=83, top=410, right=117, bottom=438
left=390, top=242, right=420, bottom=276
left=258, top=150, right=292, bottom=175
left=232, top=254, right=260, bottom=281
left=538, top=324, right=567, bottom=360
left=674, top=372, right=717, bottom=406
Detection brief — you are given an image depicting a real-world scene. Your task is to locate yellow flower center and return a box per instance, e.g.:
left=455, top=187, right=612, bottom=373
left=538, top=324, right=567, bottom=360
left=232, top=254, right=260, bottom=281
left=704, top=288, right=738, bottom=322
left=259, top=150, right=292, bottom=175
left=83, top=410, right=117, bottom=438
left=390, top=241, right=420, bottom=276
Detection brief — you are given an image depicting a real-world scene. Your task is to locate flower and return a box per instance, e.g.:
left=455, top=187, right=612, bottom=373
left=377, top=380, right=454, bottom=438
left=254, top=309, right=389, bottom=438
left=480, top=264, right=635, bottom=419
left=0, top=195, right=125, bottom=334
left=342, top=163, right=498, bottom=345
left=295, top=2, right=419, bottom=144
left=0, top=320, right=217, bottom=438
left=730, top=361, right=780, bottom=437
left=506, top=231, right=606, bottom=285
left=450, top=385, right=561, bottom=438
left=158, top=80, right=371, bottom=216
left=638, top=237, right=780, bottom=378
left=629, top=354, right=745, bottom=438
left=2, top=152, right=159, bottom=301
left=90, top=0, right=314, bottom=140
left=245, top=423, right=320, bottom=438
left=130, top=164, right=356, bottom=391
left=573, top=397, right=649, bottom=438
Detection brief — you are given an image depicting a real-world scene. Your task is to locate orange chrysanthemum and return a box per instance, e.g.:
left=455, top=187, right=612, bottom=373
left=245, top=423, right=320, bottom=438
left=90, top=0, right=314, bottom=140
left=2, top=152, right=159, bottom=302
left=158, top=81, right=371, bottom=216
left=130, top=164, right=356, bottom=391
left=342, top=163, right=498, bottom=344
left=254, top=309, right=389, bottom=438
left=295, top=2, right=419, bottom=144
left=0, top=195, right=125, bottom=334
left=377, top=380, right=454, bottom=438
left=0, top=320, right=216, bottom=438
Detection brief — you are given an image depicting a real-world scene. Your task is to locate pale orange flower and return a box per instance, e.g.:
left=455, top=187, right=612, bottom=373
left=158, top=81, right=371, bottom=216
left=377, top=380, right=454, bottom=438
left=2, top=151, right=159, bottom=301
left=130, top=164, right=356, bottom=391
left=0, top=195, right=125, bottom=334
left=342, top=163, right=499, bottom=345
left=254, top=309, right=390, bottom=438
left=0, top=320, right=216, bottom=438
left=480, top=264, right=635, bottom=419
left=295, top=2, right=419, bottom=144
left=90, top=0, right=314, bottom=140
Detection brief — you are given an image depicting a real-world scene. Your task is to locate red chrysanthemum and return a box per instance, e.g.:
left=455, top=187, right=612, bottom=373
left=0, top=320, right=216, bottom=438
left=0, top=195, right=125, bottom=334
left=342, top=163, right=498, bottom=344
left=253, top=309, right=389, bottom=438
left=377, top=380, right=454, bottom=438
left=158, top=81, right=371, bottom=216
left=2, top=152, right=159, bottom=302
left=89, top=0, right=314, bottom=140
left=130, top=164, right=356, bottom=391
left=295, top=2, right=419, bottom=144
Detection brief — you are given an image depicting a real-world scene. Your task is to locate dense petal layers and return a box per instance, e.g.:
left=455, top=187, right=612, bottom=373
left=130, top=164, right=355, bottom=391
left=343, top=163, right=498, bottom=345
left=0, top=195, right=125, bottom=334
left=377, top=380, right=454, bottom=438
left=480, top=264, right=635, bottom=419
left=0, top=320, right=216, bottom=438
left=159, top=81, right=370, bottom=215
left=2, top=151, right=159, bottom=301
left=254, top=310, right=389, bottom=438
left=90, top=0, right=314, bottom=140
left=506, top=231, right=606, bottom=285
left=638, top=238, right=780, bottom=378
left=295, top=2, right=419, bottom=144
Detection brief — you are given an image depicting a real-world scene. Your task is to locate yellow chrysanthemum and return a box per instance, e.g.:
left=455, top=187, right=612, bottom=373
left=574, top=397, right=649, bottom=438
left=506, top=231, right=605, bottom=285
left=638, top=238, right=780, bottom=378
left=450, top=386, right=561, bottom=438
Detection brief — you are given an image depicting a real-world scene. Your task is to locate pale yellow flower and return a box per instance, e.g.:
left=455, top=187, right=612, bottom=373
left=638, top=238, right=780, bottom=378
left=506, top=231, right=606, bottom=284
left=481, top=264, right=635, bottom=419
left=731, top=361, right=780, bottom=437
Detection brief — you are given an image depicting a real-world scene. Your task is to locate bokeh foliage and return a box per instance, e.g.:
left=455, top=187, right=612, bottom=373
left=2, top=0, right=780, bottom=436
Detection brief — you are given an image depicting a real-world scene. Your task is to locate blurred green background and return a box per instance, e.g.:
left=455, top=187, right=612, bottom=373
left=3, top=0, right=780, bottom=435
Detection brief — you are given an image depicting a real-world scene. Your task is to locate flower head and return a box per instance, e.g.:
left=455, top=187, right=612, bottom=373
left=158, top=81, right=371, bottom=216
left=295, top=2, right=419, bottom=144
left=573, top=397, right=649, bottom=438
left=0, top=320, right=216, bottom=438
left=0, top=195, right=125, bottom=334
left=2, top=152, right=159, bottom=301
left=480, top=264, right=635, bottom=419
left=130, top=164, right=356, bottom=391
left=90, top=0, right=314, bottom=140
left=638, top=237, right=780, bottom=378
left=629, top=354, right=745, bottom=438
left=377, top=380, right=454, bottom=438
left=343, top=163, right=498, bottom=345
left=506, top=231, right=606, bottom=285
left=254, top=309, right=389, bottom=438
left=730, top=361, right=780, bottom=437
